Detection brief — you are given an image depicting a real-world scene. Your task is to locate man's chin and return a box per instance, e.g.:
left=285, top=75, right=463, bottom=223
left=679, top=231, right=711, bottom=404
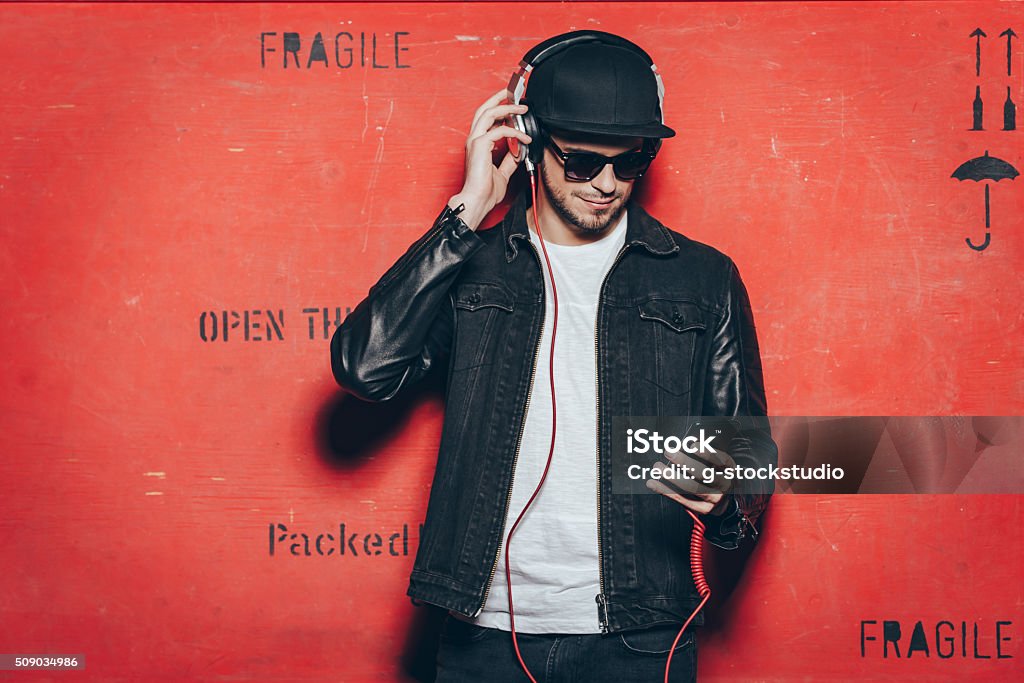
left=567, top=203, right=624, bottom=234
left=571, top=220, right=614, bottom=235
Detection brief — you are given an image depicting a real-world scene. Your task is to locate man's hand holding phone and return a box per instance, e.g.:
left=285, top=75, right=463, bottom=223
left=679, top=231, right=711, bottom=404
left=646, top=445, right=736, bottom=517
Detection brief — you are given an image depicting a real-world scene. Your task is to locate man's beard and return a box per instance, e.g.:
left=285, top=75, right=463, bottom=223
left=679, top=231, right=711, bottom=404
left=539, top=162, right=629, bottom=236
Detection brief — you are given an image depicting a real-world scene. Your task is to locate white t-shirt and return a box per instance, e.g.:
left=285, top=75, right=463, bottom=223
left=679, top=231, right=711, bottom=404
left=462, top=210, right=628, bottom=633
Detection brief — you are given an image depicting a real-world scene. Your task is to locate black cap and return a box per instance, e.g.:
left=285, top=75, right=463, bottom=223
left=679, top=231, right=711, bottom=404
left=526, top=41, right=675, bottom=139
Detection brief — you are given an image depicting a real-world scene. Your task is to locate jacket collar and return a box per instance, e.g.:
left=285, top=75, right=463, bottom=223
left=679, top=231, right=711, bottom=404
left=501, top=191, right=679, bottom=262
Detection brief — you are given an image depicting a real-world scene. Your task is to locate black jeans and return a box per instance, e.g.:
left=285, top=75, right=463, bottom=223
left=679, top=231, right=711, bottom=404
left=435, top=616, right=698, bottom=683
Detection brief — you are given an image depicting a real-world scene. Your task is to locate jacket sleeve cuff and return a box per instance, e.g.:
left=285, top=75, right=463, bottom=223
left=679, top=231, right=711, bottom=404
left=703, top=497, right=757, bottom=550
left=439, top=202, right=477, bottom=240
left=372, top=202, right=483, bottom=294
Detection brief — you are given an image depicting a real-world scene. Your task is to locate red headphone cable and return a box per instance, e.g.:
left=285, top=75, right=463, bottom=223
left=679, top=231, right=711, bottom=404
left=504, top=173, right=710, bottom=683
left=503, top=172, right=559, bottom=683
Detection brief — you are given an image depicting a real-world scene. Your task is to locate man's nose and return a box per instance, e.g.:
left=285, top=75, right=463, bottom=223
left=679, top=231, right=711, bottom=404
left=590, top=163, right=618, bottom=194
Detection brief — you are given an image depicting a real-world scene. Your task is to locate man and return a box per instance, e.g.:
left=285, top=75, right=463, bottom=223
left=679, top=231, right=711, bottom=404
left=331, top=31, right=776, bottom=682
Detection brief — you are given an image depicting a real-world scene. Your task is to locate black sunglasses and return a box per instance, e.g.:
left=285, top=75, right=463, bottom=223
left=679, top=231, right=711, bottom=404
left=546, top=138, right=656, bottom=182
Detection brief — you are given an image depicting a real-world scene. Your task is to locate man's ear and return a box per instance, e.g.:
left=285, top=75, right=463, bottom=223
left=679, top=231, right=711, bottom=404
left=532, top=125, right=550, bottom=167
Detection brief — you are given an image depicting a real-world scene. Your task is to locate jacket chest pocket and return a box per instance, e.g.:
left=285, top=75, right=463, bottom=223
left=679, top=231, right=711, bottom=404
left=637, top=298, right=706, bottom=397
left=452, top=282, right=516, bottom=372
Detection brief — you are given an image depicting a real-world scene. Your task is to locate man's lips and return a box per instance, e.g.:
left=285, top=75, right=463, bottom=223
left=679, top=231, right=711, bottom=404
left=578, top=196, right=617, bottom=209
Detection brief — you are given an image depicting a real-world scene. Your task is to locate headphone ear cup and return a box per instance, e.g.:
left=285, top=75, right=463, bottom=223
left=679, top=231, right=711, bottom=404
left=508, top=113, right=528, bottom=164
left=519, top=112, right=544, bottom=166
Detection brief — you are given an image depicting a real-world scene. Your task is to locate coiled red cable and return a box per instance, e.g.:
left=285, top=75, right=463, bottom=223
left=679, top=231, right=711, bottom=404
left=664, top=510, right=711, bottom=683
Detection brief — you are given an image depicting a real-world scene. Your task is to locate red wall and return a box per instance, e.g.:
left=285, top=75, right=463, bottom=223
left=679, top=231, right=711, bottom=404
left=1, top=2, right=1021, bottom=681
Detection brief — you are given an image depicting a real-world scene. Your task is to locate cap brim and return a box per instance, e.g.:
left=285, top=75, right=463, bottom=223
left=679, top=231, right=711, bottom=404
left=540, top=118, right=676, bottom=139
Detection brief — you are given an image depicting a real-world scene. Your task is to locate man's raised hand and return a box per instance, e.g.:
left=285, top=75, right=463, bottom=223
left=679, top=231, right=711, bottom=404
left=447, top=89, right=532, bottom=231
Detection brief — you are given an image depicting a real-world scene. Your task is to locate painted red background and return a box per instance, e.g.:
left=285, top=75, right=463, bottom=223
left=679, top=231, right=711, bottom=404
left=1, top=2, right=1021, bottom=681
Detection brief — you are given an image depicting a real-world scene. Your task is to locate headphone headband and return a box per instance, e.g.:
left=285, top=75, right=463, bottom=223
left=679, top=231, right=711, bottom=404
left=522, top=30, right=655, bottom=70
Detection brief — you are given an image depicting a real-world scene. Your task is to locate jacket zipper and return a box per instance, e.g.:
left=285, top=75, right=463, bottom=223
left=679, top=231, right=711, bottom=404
left=594, top=244, right=629, bottom=633
left=474, top=239, right=546, bottom=617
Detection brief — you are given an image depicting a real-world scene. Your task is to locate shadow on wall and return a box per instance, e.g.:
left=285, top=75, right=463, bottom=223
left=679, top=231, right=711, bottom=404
left=704, top=504, right=772, bottom=631
left=313, top=370, right=446, bottom=467
left=314, top=371, right=448, bottom=680
left=401, top=605, right=448, bottom=683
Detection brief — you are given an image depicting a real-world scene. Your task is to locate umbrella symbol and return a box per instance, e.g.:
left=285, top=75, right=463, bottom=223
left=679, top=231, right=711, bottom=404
left=950, top=151, right=1019, bottom=251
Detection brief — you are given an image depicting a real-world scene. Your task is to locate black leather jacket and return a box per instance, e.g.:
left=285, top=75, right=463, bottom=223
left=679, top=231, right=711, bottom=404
left=331, top=195, right=776, bottom=633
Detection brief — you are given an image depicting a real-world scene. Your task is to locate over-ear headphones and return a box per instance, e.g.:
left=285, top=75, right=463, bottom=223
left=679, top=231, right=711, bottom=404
left=505, top=30, right=668, bottom=173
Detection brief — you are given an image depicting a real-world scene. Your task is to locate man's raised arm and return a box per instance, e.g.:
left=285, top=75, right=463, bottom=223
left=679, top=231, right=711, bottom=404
left=330, top=89, right=533, bottom=401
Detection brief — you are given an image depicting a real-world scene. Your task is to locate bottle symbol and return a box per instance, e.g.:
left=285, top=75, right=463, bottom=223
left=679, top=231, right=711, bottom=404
left=972, top=86, right=984, bottom=130
left=1004, top=87, right=1016, bottom=131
